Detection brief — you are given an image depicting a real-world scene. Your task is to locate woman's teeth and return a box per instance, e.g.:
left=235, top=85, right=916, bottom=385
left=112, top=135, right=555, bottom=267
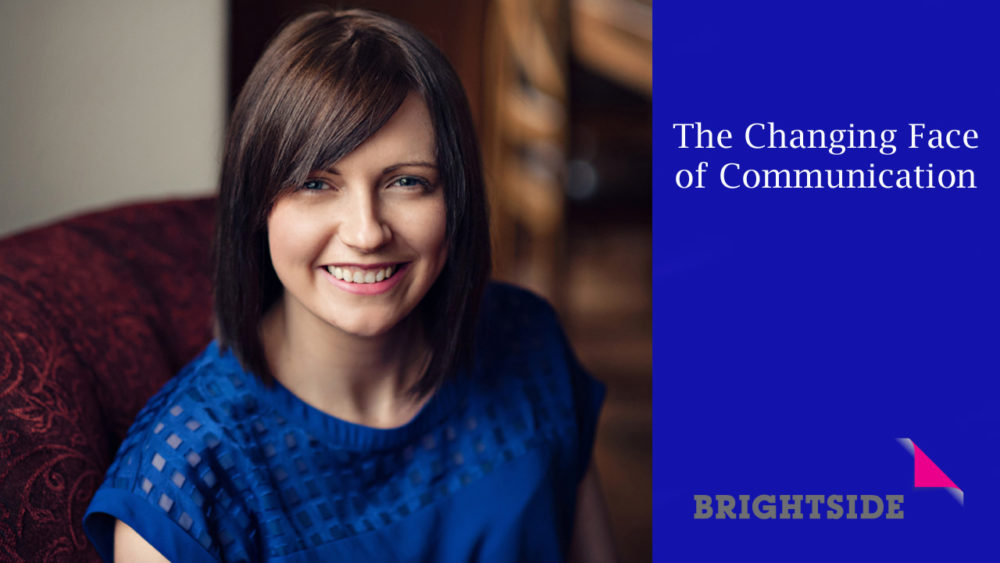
left=327, top=265, right=396, bottom=284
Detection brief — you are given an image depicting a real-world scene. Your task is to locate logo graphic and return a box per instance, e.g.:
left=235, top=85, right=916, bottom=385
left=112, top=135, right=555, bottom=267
left=897, top=438, right=962, bottom=505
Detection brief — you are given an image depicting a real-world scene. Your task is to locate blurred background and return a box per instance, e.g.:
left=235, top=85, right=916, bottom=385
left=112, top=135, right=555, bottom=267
left=0, top=0, right=650, bottom=559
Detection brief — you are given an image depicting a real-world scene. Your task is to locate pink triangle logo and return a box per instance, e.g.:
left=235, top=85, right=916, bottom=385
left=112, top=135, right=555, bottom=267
left=913, top=443, right=958, bottom=488
left=897, top=438, right=963, bottom=505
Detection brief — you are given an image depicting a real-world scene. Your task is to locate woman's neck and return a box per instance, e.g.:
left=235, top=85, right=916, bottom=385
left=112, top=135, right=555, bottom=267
left=260, top=295, right=433, bottom=428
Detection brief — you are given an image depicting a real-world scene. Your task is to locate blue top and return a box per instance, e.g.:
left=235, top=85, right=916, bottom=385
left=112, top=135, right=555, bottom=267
left=83, top=284, right=604, bottom=562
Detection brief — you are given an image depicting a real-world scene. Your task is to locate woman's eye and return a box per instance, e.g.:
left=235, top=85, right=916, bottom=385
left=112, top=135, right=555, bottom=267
left=301, top=179, right=328, bottom=191
left=390, top=176, right=429, bottom=190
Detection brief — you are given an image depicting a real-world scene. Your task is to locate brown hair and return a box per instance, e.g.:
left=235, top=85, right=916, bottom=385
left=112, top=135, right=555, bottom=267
left=213, top=8, right=490, bottom=395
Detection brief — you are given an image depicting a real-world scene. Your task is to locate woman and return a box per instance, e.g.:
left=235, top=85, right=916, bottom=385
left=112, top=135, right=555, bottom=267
left=84, top=9, right=613, bottom=562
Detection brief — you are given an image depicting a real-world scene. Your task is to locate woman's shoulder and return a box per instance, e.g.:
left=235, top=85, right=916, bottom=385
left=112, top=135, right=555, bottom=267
left=84, top=341, right=263, bottom=561
left=100, top=341, right=265, bottom=498
left=481, top=280, right=555, bottom=314
left=478, top=281, right=562, bottom=340
left=125, top=341, right=259, bottom=443
left=473, top=281, right=582, bottom=388
left=471, top=282, right=605, bottom=484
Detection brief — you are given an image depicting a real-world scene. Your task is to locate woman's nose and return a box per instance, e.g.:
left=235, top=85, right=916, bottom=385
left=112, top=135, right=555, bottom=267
left=338, top=191, right=391, bottom=252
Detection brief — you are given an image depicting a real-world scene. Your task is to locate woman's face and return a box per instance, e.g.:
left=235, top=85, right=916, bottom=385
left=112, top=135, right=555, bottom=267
left=267, top=92, right=447, bottom=339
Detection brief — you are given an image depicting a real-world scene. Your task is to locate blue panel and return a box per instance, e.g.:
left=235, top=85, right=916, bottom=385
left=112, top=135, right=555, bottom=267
left=654, top=1, right=1000, bottom=560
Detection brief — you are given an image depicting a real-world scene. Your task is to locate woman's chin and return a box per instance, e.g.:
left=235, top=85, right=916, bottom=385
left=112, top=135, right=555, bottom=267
left=331, top=315, right=408, bottom=339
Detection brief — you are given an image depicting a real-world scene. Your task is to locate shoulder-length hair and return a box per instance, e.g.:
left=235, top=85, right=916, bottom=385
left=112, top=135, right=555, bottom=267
left=213, top=8, right=490, bottom=395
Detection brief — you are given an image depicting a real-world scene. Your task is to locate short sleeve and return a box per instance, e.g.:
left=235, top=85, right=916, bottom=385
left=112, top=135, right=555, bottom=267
left=83, top=382, right=256, bottom=563
left=563, top=331, right=606, bottom=483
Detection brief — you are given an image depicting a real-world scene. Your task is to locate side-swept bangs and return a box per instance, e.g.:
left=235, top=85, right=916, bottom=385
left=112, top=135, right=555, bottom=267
left=214, top=9, right=491, bottom=395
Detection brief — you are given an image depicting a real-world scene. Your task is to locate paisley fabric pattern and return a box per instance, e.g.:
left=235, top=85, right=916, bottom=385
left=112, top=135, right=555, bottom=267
left=0, top=197, right=215, bottom=562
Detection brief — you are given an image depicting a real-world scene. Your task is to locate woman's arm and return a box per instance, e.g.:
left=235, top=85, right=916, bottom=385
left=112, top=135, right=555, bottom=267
left=113, top=519, right=170, bottom=562
left=568, top=462, right=618, bottom=563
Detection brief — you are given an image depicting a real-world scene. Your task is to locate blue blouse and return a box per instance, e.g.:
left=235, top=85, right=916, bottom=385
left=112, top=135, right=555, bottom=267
left=84, top=283, right=604, bottom=562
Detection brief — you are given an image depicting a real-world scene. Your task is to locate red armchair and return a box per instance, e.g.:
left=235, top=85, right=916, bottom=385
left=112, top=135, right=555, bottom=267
left=0, top=197, right=215, bottom=561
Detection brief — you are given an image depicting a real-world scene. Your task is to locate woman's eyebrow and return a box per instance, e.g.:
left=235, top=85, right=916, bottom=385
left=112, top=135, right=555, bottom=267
left=319, top=161, right=438, bottom=176
left=383, top=161, right=438, bottom=174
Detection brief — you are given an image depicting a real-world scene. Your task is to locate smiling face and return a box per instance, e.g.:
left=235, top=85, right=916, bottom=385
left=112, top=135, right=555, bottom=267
left=266, top=92, right=447, bottom=340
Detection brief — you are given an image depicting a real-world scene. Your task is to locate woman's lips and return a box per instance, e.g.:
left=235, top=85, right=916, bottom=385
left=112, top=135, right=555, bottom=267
left=325, top=263, right=399, bottom=284
left=320, top=262, right=409, bottom=295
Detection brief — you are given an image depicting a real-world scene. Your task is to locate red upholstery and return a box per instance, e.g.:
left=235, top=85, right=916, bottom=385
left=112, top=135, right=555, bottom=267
left=0, top=197, right=215, bottom=561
